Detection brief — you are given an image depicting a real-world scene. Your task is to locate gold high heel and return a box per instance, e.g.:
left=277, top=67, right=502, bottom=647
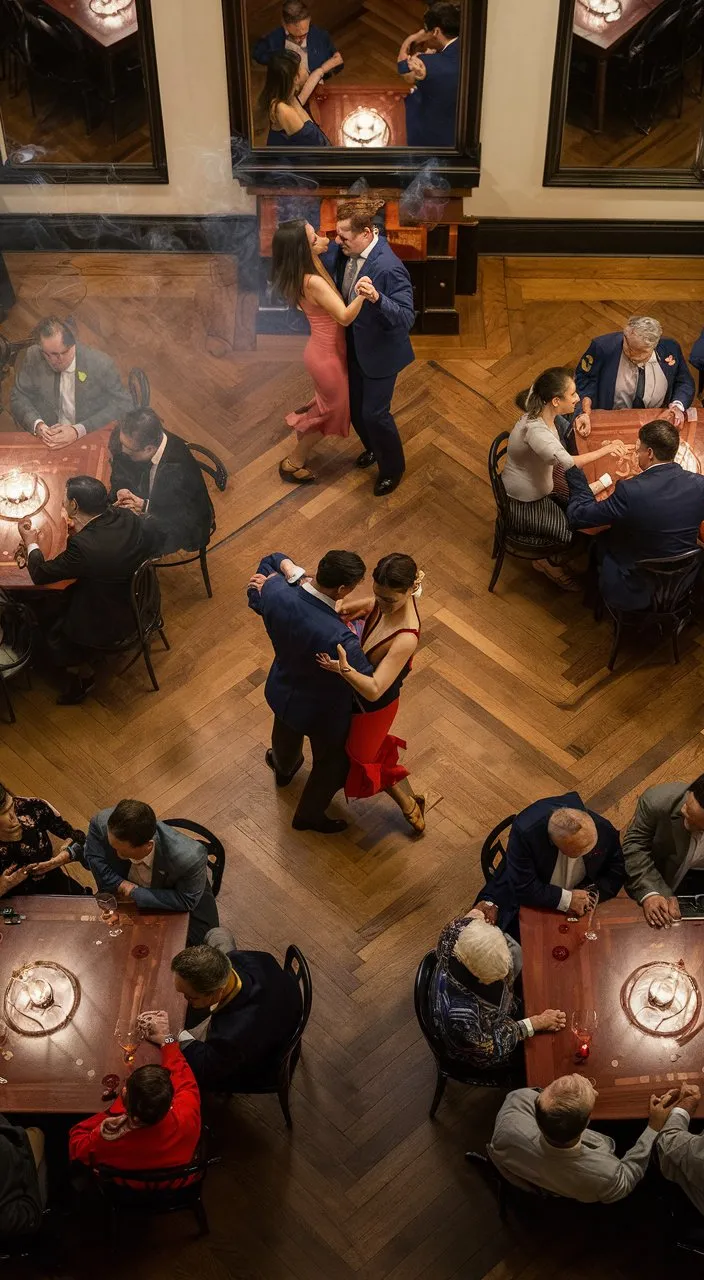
left=403, top=795, right=426, bottom=835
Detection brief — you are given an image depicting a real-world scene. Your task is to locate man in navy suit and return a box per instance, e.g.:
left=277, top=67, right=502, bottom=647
left=574, top=316, right=694, bottom=442
left=689, top=327, right=704, bottom=388
left=322, top=203, right=415, bottom=496
left=253, top=1, right=342, bottom=78
left=248, top=549, right=373, bottom=833
left=475, top=793, right=624, bottom=935
left=566, top=419, right=704, bottom=611
left=398, top=3, right=461, bottom=149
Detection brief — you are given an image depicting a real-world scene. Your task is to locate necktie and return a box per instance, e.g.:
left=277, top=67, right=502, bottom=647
left=342, top=255, right=361, bottom=302
left=633, top=365, right=646, bottom=409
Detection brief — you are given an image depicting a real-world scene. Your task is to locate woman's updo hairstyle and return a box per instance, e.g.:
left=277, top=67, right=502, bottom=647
left=372, top=553, right=418, bottom=592
left=515, top=367, right=574, bottom=419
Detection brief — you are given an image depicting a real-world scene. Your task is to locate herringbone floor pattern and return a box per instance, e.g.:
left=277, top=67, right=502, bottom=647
left=3, top=252, right=704, bottom=1280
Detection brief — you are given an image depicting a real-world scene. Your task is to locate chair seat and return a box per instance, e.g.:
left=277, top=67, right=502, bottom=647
left=0, top=642, right=20, bottom=666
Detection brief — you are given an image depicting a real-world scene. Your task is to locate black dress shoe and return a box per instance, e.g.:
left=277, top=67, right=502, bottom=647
left=265, top=749, right=303, bottom=787
left=56, top=676, right=95, bottom=706
left=374, top=476, right=402, bottom=497
left=292, top=816, right=348, bottom=834
left=355, top=450, right=376, bottom=469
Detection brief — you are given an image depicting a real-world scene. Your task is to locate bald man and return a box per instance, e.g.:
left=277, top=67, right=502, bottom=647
left=474, top=792, right=624, bottom=934
left=489, top=1076, right=679, bottom=1203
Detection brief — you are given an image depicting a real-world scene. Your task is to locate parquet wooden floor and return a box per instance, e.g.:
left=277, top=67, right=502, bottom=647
left=3, top=253, right=704, bottom=1280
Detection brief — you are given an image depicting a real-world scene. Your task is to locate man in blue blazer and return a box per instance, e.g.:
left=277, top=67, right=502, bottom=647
left=84, top=799, right=219, bottom=946
left=574, top=316, right=694, bottom=441
left=689, top=328, right=704, bottom=385
left=248, top=549, right=373, bottom=833
left=475, top=793, right=624, bottom=935
left=322, top=204, right=415, bottom=496
left=253, top=1, right=341, bottom=77
left=566, top=419, right=704, bottom=612
left=398, top=3, right=461, bottom=148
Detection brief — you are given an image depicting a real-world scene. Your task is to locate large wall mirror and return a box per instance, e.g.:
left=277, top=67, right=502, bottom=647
left=222, top=0, right=487, bottom=186
left=545, top=0, right=704, bottom=187
left=0, top=0, right=166, bottom=183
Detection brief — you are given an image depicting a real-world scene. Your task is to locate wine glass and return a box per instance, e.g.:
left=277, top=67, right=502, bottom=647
left=571, top=1009, right=598, bottom=1058
left=584, top=886, right=600, bottom=941
left=115, top=1016, right=142, bottom=1065
left=95, top=891, right=122, bottom=937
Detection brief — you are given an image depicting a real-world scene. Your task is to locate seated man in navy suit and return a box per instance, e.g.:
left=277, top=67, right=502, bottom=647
left=253, top=0, right=342, bottom=78
left=689, top=327, right=704, bottom=392
left=398, top=3, right=461, bottom=149
left=475, top=794, right=624, bottom=935
left=574, top=315, right=694, bottom=442
left=566, top=419, right=704, bottom=612
left=248, top=549, right=373, bottom=834
left=322, top=201, right=415, bottom=496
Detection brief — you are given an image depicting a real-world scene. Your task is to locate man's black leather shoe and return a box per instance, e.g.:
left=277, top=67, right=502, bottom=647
left=356, top=450, right=376, bottom=469
left=292, top=816, right=348, bottom=834
left=265, top=749, right=303, bottom=787
left=374, top=476, right=402, bottom=497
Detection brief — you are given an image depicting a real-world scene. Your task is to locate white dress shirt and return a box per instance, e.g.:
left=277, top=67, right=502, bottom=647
left=285, top=33, right=309, bottom=76
left=673, top=830, right=704, bottom=890
left=34, top=355, right=86, bottom=438
left=144, top=431, right=168, bottom=511
left=613, top=349, right=678, bottom=412
left=550, top=852, right=586, bottom=912
left=127, top=848, right=154, bottom=888
left=342, top=230, right=379, bottom=300
left=301, top=581, right=337, bottom=611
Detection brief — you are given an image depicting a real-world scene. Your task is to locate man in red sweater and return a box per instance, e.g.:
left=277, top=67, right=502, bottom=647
left=68, top=1032, right=200, bottom=1176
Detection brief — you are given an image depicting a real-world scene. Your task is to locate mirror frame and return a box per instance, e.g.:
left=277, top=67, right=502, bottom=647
left=222, top=0, right=487, bottom=187
left=0, top=0, right=167, bottom=186
left=544, top=0, right=704, bottom=189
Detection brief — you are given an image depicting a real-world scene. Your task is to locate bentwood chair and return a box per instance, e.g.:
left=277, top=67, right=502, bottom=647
left=414, top=952, right=515, bottom=1118
left=225, top=945, right=312, bottom=1129
left=92, top=560, right=169, bottom=692
left=163, top=819, right=225, bottom=897
left=613, top=0, right=687, bottom=133
left=93, top=1132, right=219, bottom=1250
left=480, top=815, right=516, bottom=884
left=0, top=594, right=33, bottom=724
left=487, top=434, right=571, bottom=593
left=128, top=367, right=151, bottom=409
left=154, top=444, right=227, bottom=599
left=600, top=549, right=704, bottom=672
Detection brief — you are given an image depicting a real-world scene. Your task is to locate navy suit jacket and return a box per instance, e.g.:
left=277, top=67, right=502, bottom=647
left=253, top=24, right=338, bottom=73
left=399, top=39, right=460, bottom=148
left=322, top=239, right=415, bottom=380
left=575, top=332, right=694, bottom=414
left=566, top=463, right=704, bottom=610
left=476, top=793, right=624, bottom=930
left=690, top=328, right=704, bottom=373
left=247, top=552, right=373, bottom=737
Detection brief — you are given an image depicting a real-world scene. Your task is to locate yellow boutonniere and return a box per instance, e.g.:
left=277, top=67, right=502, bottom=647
left=664, top=354, right=676, bottom=367
left=581, top=353, right=593, bottom=373
left=77, top=370, right=87, bottom=382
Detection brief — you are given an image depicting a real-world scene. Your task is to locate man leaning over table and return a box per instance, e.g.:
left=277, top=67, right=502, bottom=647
left=10, top=315, right=132, bottom=448
left=657, top=1083, right=704, bottom=1218
left=573, top=315, right=694, bottom=442
left=623, top=775, right=704, bottom=930
left=474, top=792, right=624, bottom=936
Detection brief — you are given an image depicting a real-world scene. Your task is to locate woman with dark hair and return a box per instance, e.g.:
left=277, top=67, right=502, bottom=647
left=261, top=50, right=331, bottom=147
left=502, top=366, right=628, bottom=590
left=271, top=219, right=367, bottom=483
left=0, top=783, right=87, bottom=897
left=317, top=553, right=425, bottom=833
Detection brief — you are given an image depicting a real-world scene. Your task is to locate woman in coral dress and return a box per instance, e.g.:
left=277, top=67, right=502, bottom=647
left=270, top=219, right=367, bottom=484
left=317, top=553, right=425, bottom=834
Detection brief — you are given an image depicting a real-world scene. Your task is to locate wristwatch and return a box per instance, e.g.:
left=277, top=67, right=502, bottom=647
left=162, top=1034, right=176, bottom=1045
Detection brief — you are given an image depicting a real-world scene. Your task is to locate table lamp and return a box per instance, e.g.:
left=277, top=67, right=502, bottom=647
left=580, top=0, right=622, bottom=21
left=341, top=107, right=390, bottom=149
left=89, top=0, right=133, bottom=15
left=0, top=468, right=47, bottom=521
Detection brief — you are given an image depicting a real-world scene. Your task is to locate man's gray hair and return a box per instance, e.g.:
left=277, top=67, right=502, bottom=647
left=625, top=315, right=662, bottom=347
left=171, top=944, right=231, bottom=995
left=547, top=808, right=589, bottom=842
left=34, top=316, right=76, bottom=348
left=536, top=1074, right=594, bottom=1144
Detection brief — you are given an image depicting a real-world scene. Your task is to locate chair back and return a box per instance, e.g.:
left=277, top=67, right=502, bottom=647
left=188, top=443, right=228, bottom=493
left=280, top=945, right=312, bottom=1079
left=635, top=549, right=704, bottom=616
left=414, top=951, right=445, bottom=1062
left=163, top=818, right=225, bottom=898
left=480, top=815, right=515, bottom=883
left=22, top=0, right=84, bottom=57
left=128, top=367, right=151, bottom=409
left=487, top=432, right=511, bottom=524
left=93, top=1142, right=209, bottom=1211
left=626, top=0, right=685, bottom=84
left=0, top=593, right=33, bottom=673
left=130, top=560, right=162, bottom=640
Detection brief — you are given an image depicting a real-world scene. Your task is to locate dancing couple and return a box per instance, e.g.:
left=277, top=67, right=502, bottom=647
left=247, top=548, right=424, bottom=834
left=270, top=199, right=416, bottom=498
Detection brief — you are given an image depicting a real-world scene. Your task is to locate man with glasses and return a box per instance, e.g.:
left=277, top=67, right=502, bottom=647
left=11, top=315, right=132, bottom=448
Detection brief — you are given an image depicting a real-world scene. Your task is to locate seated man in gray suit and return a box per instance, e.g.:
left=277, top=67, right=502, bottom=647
left=657, top=1083, right=704, bottom=1217
left=83, top=799, right=218, bottom=947
left=11, top=316, right=132, bottom=448
left=489, top=1075, right=679, bottom=1203
left=623, top=776, right=704, bottom=929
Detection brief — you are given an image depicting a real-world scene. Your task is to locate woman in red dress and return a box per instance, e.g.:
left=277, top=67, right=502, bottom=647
left=270, top=219, right=367, bottom=484
left=317, top=553, right=425, bottom=834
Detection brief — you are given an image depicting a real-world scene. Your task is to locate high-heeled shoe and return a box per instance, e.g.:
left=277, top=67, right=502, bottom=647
left=403, top=795, right=426, bottom=835
left=279, top=457, right=315, bottom=484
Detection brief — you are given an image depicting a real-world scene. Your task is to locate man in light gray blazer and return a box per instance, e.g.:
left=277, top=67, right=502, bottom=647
left=11, top=316, right=132, bottom=447
left=489, top=1076, right=679, bottom=1204
left=82, top=799, right=219, bottom=946
left=623, top=777, right=704, bottom=929
left=657, top=1083, right=704, bottom=1216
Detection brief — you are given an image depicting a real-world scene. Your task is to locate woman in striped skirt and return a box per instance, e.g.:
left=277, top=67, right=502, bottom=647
left=502, top=367, right=628, bottom=590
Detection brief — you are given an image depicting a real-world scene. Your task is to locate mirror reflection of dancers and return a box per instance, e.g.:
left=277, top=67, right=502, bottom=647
left=261, top=51, right=332, bottom=148
left=317, top=553, right=426, bottom=834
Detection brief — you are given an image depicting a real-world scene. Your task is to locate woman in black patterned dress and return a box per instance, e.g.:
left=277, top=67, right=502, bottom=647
left=0, top=783, right=87, bottom=897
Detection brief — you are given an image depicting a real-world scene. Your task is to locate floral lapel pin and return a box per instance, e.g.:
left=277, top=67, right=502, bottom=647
left=664, top=354, right=676, bottom=367
left=77, top=370, right=88, bottom=381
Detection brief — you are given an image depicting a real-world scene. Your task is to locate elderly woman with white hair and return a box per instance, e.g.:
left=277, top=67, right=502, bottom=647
left=574, top=314, right=695, bottom=439
left=429, top=914, right=565, bottom=1071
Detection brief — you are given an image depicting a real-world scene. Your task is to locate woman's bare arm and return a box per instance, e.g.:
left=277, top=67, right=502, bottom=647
left=298, top=68, right=325, bottom=106
left=305, top=273, right=365, bottom=326
left=317, top=634, right=417, bottom=702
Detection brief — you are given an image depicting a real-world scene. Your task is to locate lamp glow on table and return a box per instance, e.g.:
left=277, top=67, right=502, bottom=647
left=579, top=0, right=623, bottom=21
left=0, top=469, right=48, bottom=521
left=341, top=107, right=390, bottom=149
left=89, top=0, right=132, bottom=14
